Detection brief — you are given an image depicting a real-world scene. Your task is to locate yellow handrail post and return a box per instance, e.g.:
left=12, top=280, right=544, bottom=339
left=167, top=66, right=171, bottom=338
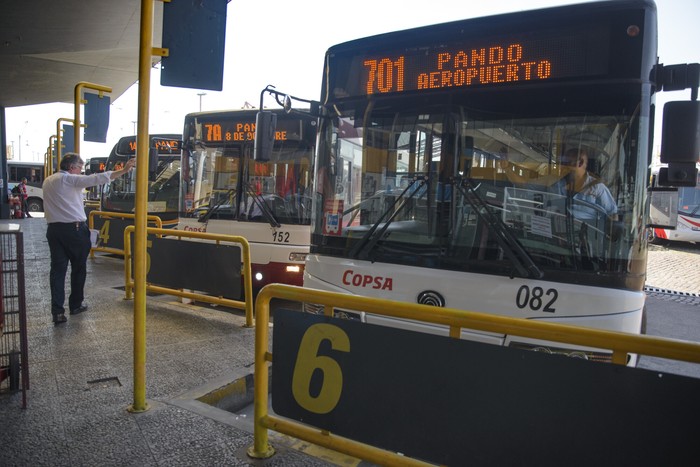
left=56, top=117, right=74, bottom=164
left=48, top=136, right=57, bottom=176
left=124, top=225, right=134, bottom=301
left=241, top=241, right=254, bottom=328
left=247, top=286, right=275, bottom=459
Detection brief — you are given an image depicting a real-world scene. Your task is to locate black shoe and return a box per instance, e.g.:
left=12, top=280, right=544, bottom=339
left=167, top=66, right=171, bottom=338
left=69, top=304, right=88, bottom=315
left=53, top=313, right=67, bottom=325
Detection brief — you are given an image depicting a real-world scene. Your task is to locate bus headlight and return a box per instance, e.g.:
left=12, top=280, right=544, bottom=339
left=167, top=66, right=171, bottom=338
left=289, top=252, right=308, bottom=262
left=286, top=265, right=301, bottom=273
left=255, top=272, right=263, bottom=281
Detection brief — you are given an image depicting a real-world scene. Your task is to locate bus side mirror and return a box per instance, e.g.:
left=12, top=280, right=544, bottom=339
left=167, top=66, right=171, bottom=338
left=255, top=111, right=277, bottom=162
left=149, top=147, right=158, bottom=181
left=659, top=101, right=700, bottom=186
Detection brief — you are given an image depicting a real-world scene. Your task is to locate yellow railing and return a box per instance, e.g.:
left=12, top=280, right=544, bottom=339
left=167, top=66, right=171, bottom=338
left=88, top=210, right=163, bottom=257
left=123, top=226, right=254, bottom=328
left=249, top=284, right=700, bottom=465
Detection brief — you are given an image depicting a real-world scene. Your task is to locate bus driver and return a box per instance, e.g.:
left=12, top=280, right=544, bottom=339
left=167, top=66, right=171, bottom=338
left=559, top=147, right=618, bottom=221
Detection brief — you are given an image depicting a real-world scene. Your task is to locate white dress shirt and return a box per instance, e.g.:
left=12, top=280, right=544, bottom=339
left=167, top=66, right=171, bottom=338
left=43, top=170, right=113, bottom=223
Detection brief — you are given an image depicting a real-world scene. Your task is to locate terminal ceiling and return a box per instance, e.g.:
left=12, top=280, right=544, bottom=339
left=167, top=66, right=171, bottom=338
left=0, top=0, right=164, bottom=108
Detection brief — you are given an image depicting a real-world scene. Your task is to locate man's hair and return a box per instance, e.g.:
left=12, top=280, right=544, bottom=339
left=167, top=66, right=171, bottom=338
left=59, top=153, right=83, bottom=171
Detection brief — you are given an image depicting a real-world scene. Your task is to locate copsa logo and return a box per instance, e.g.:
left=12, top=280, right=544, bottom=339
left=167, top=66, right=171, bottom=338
left=342, top=269, right=393, bottom=290
left=182, top=225, right=207, bottom=233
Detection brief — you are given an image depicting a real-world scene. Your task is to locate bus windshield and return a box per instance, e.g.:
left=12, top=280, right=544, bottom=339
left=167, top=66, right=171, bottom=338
left=314, top=88, right=641, bottom=287
left=101, top=134, right=181, bottom=215
left=678, top=175, right=700, bottom=216
left=181, top=110, right=315, bottom=226
left=650, top=167, right=700, bottom=243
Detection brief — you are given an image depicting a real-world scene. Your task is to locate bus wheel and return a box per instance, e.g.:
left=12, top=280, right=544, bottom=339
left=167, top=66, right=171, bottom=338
left=27, top=198, right=43, bottom=213
left=646, top=228, right=660, bottom=244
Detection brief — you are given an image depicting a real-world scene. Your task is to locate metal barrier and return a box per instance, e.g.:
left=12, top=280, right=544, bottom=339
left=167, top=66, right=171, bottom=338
left=88, top=210, right=163, bottom=257
left=249, top=284, right=700, bottom=465
left=84, top=200, right=100, bottom=210
left=123, top=226, right=254, bottom=328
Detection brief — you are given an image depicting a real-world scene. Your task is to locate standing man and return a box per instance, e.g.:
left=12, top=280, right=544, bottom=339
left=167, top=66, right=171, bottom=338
left=43, top=152, right=136, bottom=325
left=18, top=177, right=31, bottom=218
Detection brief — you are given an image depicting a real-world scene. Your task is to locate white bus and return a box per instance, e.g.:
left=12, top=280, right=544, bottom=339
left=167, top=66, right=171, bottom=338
left=649, top=164, right=700, bottom=244
left=177, top=108, right=316, bottom=295
left=303, top=0, right=699, bottom=365
left=7, top=160, right=45, bottom=212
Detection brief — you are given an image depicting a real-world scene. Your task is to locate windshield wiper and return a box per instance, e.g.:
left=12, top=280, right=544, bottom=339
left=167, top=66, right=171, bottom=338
left=199, top=188, right=235, bottom=223
left=455, top=177, right=543, bottom=279
left=244, top=182, right=281, bottom=228
left=348, top=176, right=427, bottom=259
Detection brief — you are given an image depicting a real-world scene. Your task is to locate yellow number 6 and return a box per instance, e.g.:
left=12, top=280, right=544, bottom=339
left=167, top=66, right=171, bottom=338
left=292, top=323, right=350, bottom=414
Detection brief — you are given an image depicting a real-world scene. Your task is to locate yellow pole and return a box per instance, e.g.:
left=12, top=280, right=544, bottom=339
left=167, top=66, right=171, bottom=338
left=128, top=0, right=154, bottom=414
left=248, top=286, right=275, bottom=459
left=48, top=135, right=57, bottom=175
left=74, top=82, right=112, bottom=157
left=56, top=118, right=74, bottom=165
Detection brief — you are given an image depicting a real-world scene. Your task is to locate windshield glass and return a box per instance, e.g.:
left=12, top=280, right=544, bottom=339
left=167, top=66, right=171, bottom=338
left=678, top=174, right=700, bottom=217
left=101, top=155, right=180, bottom=213
left=312, top=89, right=648, bottom=286
left=181, top=133, right=314, bottom=225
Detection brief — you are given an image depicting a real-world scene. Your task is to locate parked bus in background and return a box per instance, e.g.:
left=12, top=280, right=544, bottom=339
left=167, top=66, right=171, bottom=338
left=85, top=156, right=107, bottom=175
left=100, top=133, right=182, bottom=226
left=649, top=164, right=700, bottom=244
left=178, top=109, right=316, bottom=294
left=302, top=0, right=699, bottom=365
left=7, top=160, right=45, bottom=212
left=84, top=156, right=108, bottom=201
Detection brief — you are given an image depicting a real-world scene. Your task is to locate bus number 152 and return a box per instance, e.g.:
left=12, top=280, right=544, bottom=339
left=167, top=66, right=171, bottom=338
left=364, top=57, right=405, bottom=94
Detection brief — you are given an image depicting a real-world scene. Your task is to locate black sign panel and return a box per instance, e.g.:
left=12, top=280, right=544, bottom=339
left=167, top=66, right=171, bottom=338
left=161, top=0, right=227, bottom=91
left=272, top=309, right=700, bottom=466
left=84, top=93, right=110, bottom=143
left=147, top=237, right=241, bottom=299
left=91, top=217, right=130, bottom=251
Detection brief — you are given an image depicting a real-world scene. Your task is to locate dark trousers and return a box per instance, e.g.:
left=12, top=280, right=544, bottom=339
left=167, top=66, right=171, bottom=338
left=46, top=222, right=91, bottom=316
left=21, top=199, right=31, bottom=217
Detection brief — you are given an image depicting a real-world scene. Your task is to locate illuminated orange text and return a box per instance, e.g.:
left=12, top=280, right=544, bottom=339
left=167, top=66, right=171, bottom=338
left=204, top=122, right=287, bottom=142
left=363, top=43, right=552, bottom=94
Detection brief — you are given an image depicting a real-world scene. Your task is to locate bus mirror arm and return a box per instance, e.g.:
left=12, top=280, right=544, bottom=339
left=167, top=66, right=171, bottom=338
left=148, top=147, right=158, bottom=181
left=259, top=84, right=321, bottom=117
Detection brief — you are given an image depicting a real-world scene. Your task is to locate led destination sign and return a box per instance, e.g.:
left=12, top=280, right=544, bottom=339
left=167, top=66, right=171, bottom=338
left=328, top=21, right=614, bottom=99
left=199, top=117, right=307, bottom=144
left=118, top=138, right=181, bottom=155
left=363, top=42, right=553, bottom=95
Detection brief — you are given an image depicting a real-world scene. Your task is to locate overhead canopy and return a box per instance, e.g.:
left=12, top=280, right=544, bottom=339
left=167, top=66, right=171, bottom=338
left=0, top=0, right=163, bottom=108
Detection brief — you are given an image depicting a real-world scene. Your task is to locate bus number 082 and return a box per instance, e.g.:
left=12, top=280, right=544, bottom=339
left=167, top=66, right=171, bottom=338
left=516, top=285, right=557, bottom=313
